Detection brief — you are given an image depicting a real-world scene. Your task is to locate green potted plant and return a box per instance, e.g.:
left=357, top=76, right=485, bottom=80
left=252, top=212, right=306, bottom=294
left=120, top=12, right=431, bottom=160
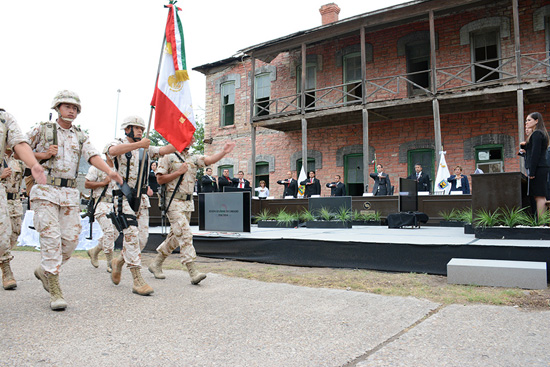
left=351, top=210, right=382, bottom=226
left=473, top=207, right=550, bottom=240
left=438, top=209, right=463, bottom=227
left=257, top=208, right=299, bottom=228
left=306, top=206, right=352, bottom=228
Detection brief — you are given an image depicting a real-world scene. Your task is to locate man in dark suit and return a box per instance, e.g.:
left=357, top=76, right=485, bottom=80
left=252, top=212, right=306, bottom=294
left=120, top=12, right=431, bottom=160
left=201, top=167, right=218, bottom=193
left=217, top=169, right=233, bottom=192
left=232, top=170, right=251, bottom=189
left=407, top=163, right=431, bottom=192
left=325, top=175, right=346, bottom=196
left=300, top=170, right=321, bottom=198
left=370, top=164, right=391, bottom=196
left=277, top=170, right=298, bottom=198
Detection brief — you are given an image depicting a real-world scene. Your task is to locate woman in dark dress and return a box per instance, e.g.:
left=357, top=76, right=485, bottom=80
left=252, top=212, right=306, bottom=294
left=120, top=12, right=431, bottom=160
left=522, top=112, right=550, bottom=218
left=148, top=161, right=159, bottom=193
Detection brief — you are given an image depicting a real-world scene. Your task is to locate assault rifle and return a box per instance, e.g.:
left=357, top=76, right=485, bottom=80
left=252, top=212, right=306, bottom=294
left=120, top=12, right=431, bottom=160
left=81, top=190, right=95, bottom=240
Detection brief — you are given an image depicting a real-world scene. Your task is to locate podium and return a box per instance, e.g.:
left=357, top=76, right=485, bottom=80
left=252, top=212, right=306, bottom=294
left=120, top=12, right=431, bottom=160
left=471, top=172, right=529, bottom=214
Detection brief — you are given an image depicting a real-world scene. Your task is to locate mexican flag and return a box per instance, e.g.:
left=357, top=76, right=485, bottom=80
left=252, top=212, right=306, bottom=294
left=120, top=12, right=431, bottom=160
left=151, top=3, right=195, bottom=152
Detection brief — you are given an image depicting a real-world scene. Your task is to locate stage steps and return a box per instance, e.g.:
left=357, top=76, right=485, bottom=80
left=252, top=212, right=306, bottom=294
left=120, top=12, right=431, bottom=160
left=447, top=258, right=547, bottom=290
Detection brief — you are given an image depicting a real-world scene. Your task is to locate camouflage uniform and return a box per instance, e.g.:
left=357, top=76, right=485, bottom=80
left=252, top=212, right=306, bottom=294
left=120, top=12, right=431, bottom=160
left=85, top=166, right=116, bottom=254
left=0, top=155, right=25, bottom=257
left=156, top=151, right=205, bottom=263
left=104, top=137, right=160, bottom=268
left=0, top=111, right=29, bottom=264
left=28, top=123, right=99, bottom=275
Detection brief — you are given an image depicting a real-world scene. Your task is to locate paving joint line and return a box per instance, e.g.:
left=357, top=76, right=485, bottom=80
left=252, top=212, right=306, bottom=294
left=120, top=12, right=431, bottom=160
left=342, top=304, right=447, bottom=366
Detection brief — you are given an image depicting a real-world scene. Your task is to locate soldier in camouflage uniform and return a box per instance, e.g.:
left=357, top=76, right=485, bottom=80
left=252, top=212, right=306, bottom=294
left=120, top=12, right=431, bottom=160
left=0, top=147, right=26, bottom=281
left=29, top=90, right=122, bottom=311
left=85, top=158, right=117, bottom=273
left=0, top=110, right=46, bottom=291
left=105, top=115, right=175, bottom=296
left=148, top=138, right=235, bottom=284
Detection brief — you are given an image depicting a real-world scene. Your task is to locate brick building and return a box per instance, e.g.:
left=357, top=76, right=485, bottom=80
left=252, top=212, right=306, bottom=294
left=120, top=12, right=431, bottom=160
left=194, top=0, right=550, bottom=198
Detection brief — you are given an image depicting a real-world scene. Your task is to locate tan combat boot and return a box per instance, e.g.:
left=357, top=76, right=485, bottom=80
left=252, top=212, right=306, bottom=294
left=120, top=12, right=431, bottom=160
left=148, top=253, right=167, bottom=279
left=0, top=260, right=16, bottom=290
left=105, top=252, right=113, bottom=273
left=47, top=273, right=67, bottom=311
left=111, top=255, right=125, bottom=285
left=186, top=262, right=206, bottom=285
left=130, top=267, right=154, bottom=296
left=34, top=266, right=49, bottom=292
left=87, top=245, right=102, bottom=268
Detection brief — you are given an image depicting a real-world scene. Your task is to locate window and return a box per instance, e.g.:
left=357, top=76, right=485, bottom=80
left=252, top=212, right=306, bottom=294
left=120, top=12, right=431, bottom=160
left=255, top=74, right=271, bottom=117
left=406, top=41, right=430, bottom=95
left=296, top=158, right=315, bottom=178
left=343, top=52, right=362, bottom=103
left=221, top=81, right=235, bottom=126
left=475, top=145, right=503, bottom=173
left=255, top=162, right=269, bottom=188
left=471, top=31, right=500, bottom=82
left=407, top=149, right=435, bottom=190
left=297, top=64, right=316, bottom=109
left=218, top=165, right=234, bottom=178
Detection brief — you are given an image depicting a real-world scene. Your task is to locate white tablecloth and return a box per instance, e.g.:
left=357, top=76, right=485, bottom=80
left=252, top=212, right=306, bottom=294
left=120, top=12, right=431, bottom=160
left=18, top=211, right=103, bottom=251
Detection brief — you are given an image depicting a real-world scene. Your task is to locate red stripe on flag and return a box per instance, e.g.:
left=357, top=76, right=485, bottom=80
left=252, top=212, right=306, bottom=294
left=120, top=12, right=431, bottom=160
left=153, top=89, right=195, bottom=152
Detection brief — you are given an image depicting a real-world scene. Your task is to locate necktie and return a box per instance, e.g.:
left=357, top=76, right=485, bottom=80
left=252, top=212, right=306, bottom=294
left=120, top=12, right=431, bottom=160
left=240, top=180, right=243, bottom=188
left=311, top=178, right=313, bottom=183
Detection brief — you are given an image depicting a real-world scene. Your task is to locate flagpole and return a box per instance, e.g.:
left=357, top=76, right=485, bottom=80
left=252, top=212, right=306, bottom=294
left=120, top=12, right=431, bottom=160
left=136, top=4, right=170, bottom=205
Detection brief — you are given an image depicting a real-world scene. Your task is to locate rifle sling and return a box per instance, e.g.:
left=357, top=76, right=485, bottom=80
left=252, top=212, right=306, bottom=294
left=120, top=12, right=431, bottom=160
left=164, top=152, right=185, bottom=213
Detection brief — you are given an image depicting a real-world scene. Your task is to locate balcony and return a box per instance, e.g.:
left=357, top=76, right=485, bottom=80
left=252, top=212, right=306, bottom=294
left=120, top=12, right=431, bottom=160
left=252, top=52, right=550, bottom=132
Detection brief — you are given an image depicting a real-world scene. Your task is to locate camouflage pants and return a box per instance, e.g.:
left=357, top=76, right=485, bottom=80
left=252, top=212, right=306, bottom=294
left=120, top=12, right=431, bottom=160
left=156, top=200, right=195, bottom=264
left=0, top=191, right=13, bottom=263
left=96, top=212, right=115, bottom=254
left=7, top=199, right=23, bottom=256
left=33, top=199, right=81, bottom=275
left=120, top=199, right=149, bottom=269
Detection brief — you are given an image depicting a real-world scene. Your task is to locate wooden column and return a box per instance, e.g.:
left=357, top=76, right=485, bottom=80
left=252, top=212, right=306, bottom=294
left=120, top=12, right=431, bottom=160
left=360, top=27, right=369, bottom=193
left=301, top=43, right=308, bottom=172
left=429, top=10, right=437, bottom=93
left=430, top=11, right=442, bottom=163
left=362, top=108, right=369, bottom=193
left=301, top=117, right=308, bottom=175
left=512, top=0, right=525, bottom=172
left=250, top=56, right=256, bottom=189
left=432, top=98, right=442, bottom=159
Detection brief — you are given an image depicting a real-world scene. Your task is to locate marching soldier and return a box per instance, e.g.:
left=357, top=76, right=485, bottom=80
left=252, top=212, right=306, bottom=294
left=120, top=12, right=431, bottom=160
left=29, top=90, right=122, bottom=311
left=85, top=157, right=117, bottom=273
left=0, top=148, right=26, bottom=287
left=0, top=111, right=46, bottom=291
left=148, top=137, right=235, bottom=283
left=105, top=115, right=175, bottom=296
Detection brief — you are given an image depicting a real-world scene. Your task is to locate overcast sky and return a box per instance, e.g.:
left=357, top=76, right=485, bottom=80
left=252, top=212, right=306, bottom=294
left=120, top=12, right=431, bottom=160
left=0, top=0, right=407, bottom=152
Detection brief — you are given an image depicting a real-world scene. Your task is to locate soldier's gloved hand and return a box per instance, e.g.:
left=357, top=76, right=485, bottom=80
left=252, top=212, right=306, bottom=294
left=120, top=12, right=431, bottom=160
left=176, top=162, right=188, bottom=175
left=138, top=138, right=151, bottom=149
left=0, top=167, right=12, bottom=179
left=223, top=141, right=236, bottom=154
left=108, top=170, right=123, bottom=185
left=47, top=145, right=58, bottom=157
left=31, top=163, right=46, bottom=185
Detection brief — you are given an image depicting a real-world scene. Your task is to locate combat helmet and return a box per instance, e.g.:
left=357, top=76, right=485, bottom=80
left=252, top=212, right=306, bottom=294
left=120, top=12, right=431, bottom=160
left=120, top=115, right=146, bottom=130
left=51, top=90, right=81, bottom=113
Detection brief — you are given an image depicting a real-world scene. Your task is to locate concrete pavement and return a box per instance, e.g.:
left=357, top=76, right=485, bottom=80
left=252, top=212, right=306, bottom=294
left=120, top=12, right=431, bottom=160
left=0, top=251, right=549, bottom=367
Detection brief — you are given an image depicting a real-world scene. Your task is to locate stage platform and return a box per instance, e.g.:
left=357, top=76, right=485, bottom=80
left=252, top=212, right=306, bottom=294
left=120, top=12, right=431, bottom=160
left=146, top=225, right=550, bottom=279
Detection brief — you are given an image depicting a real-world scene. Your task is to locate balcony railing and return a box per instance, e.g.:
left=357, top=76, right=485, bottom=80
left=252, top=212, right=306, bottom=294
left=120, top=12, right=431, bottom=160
left=252, top=53, right=550, bottom=120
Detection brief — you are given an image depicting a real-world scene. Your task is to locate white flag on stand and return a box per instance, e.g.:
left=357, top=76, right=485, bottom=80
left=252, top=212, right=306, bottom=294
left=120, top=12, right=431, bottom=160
left=297, top=166, right=307, bottom=198
left=434, top=151, right=451, bottom=194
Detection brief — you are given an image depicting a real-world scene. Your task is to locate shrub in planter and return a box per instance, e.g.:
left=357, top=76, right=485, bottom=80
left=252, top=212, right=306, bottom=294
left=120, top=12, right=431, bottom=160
left=306, top=206, right=352, bottom=228
left=473, top=208, right=550, bottom=239
left=257, top=208, right=299, bottom=228
left=439, top=208, right=464, bottom=227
